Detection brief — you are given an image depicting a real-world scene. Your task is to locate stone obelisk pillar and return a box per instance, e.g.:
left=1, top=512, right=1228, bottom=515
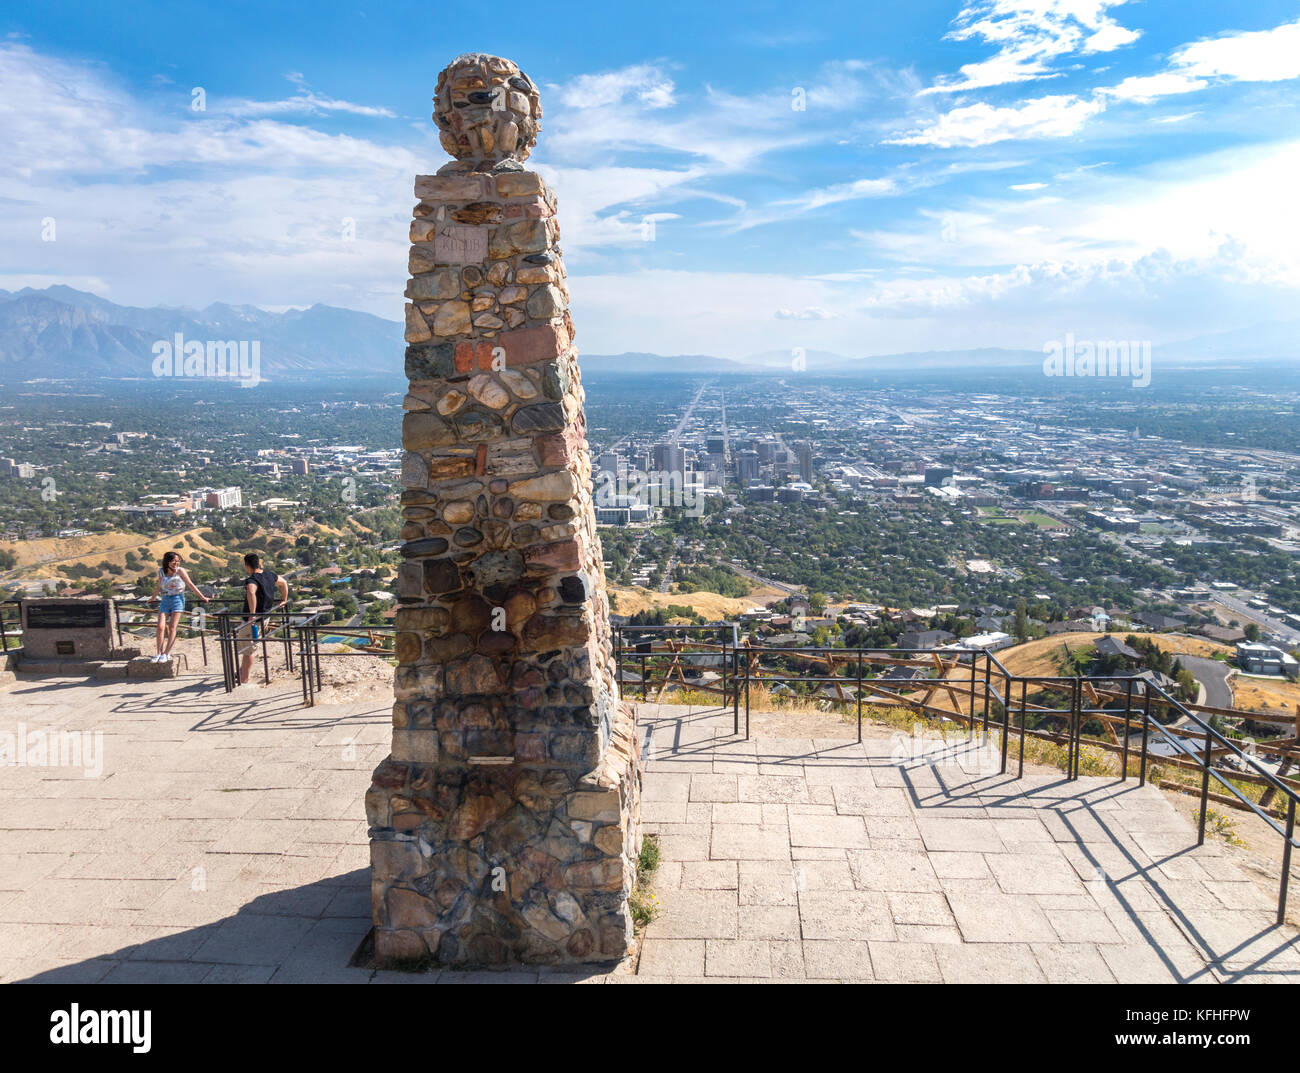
left=367, top=54, right=641, bottom=967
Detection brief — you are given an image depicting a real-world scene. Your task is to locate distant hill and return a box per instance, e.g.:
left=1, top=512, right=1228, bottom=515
left=1, top=285, right=1295, bottom=382
left=0, top=286, right=403, bottom=381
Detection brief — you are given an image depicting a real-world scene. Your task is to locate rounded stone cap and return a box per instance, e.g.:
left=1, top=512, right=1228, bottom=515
left=433, top=53, right=542, bottom=166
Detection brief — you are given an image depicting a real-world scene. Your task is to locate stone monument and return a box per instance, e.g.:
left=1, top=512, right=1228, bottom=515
left=366, top=53, right=642, bottom=967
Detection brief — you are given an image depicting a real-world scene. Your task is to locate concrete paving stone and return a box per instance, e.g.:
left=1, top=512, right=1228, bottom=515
left=711, top=824, right=791, bottom=861
left=1033, top=943, right=1117, bottom=983
left=832, top=786, right=911, bottom=816
left=712, top=803, right=764, bottom=825
left=798, top=890, right=896, bottom=941
left=645, top=889, right=738, bottom=940
left=203, top=963, right=278, bottom=983
left=738, top=775, right=809, bottom=804
left=654, top=826, right=711, bottom=862
left=789, top=813, right=870, bottom=849
left=1098, top=943, right=1193, bottom=984
left=792, top=846, right=850, bottom=860
left=705, top=939, right=772, bottom=978
left=930, top=851, right=992, bottom=880
left=739, top=905, right=801, bottom=940
left=947, top=891, right=1058, bottom=943
left=802, top=940, right=874, bottom=981
left=1142, top=878, right=1224, bottom=911
left=1176, top=911, right=1300, bottom=968
left=1046, top=909, right=1125, bottom=944
left=868, top=941, right=943, bottom=983
left=637, top=938, right=704, bottom=977
left=190, top=912, right=317, bottom=966
left=1035, top=893, right=1104, bottom=912
left=1203, top=880, right=1279, bottom=912
left=791, top=858, right=855, bottom=891
left=686, top=801, right=717, bottom=827
left=689, top=774, right=738, bottom=803
left=653, top=860, right=683, bottom=891
left=101, top=960, right=214, bottom=984
left=1129, top=828, right=1204, bottom=858
left=915, top=817, right=1005, bottom=853
left=802, top=763, right=878, bottom=786
left=738, top=863, right=798, bottom=907
left=896, top=925, right=965, bottom=944
left=12, top=957, right=120, bottom=984
left=993, top=818, right=1055, bottom=844
left=847, top=850, right=942, bottom=892
left=937, top=943, right=1047, bottom=984
left=769, top=939, right=806, bottom=979
left=785, top=802, right=837, bottom=816
left=888, top=892, right=955, bottom=927
left=863, top=814, right=921, bottom=841
left=642, top=772, right=692, bottom=802
left=987, top=853, right=1086, bottom=896
left=680, top=860, right=738, bottom=890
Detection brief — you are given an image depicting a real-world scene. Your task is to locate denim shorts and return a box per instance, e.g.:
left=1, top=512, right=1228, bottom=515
left=159, top=594, right=185, bottom=615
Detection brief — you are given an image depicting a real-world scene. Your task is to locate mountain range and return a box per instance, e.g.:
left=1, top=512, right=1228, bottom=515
left=1, top=285, right=1296, bottom=381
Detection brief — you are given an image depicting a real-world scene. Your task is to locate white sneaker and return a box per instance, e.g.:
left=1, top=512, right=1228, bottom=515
left=151, top=654, right=163, bottom=663
left=161, top=653, right=172, bottom=663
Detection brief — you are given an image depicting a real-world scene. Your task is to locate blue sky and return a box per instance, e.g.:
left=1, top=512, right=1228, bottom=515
left=3, top=0, right=1300, bottom=359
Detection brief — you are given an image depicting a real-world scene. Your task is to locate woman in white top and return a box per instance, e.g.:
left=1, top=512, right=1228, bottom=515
left=151, top=551, right=208, bottom=663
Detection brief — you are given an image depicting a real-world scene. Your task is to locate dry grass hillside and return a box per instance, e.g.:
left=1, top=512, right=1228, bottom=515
left=609, top=583, right=784, bottom=622
left=1233, top=676, right=1300, bottom=717
left=1, top=527, right=229, bottom=577
left=996, top=631, right=1232, bottom=678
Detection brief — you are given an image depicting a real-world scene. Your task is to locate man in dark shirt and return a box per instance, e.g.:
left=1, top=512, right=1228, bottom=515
left=237, top=552, right=290, bottom=685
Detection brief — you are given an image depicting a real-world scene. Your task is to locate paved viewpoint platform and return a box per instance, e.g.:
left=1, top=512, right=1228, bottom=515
left=0, top=675, right=1296, bottom=983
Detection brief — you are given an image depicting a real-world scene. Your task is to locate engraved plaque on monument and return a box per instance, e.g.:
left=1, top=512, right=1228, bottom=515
left=19, top=598, right=115, bottom=661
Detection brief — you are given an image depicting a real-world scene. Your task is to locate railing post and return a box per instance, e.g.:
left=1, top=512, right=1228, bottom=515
left=856, top=648, right=863, bottom=744
left=1122, top=679, right=1133, bottom=781
left=731, top=642, right=739, bottom=735
left=1069, top=679, right=1080, bottom=781
left=744, top=649, right=751, bottom=740
left=1280, top=798, right=1295, bottom=927
left=981, top=653, right=991, bottom=740
left=968, top=654, right=976, bottom=740
left=1198, top=722, right=1213, bottom=846
left=1000, top=672, right=1010, bottom=775
left=1017, top=679, right=1027, bottom=779
left=1139, top=687, right=1150, bottom=787
left=615, top=627, right=622, bottom=701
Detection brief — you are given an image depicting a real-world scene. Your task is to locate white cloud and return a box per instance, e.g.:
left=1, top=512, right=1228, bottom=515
left=885, top=94, right=1104, bottom=147
left=552, top=64, right=676, bottom=110
left=854, top=138, right=1300, bottom=279
left=1100, top=72, right=1207, bottom=103
left=1098, top=17, right=1300, bottom=104
left=1172, top=17, right=1300, bottom=82
left=1010, top=181, right=1047, bottom=189
left=924, top=0, right=1140, bottom=94
left=775, top=307, right=836, bottom=320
